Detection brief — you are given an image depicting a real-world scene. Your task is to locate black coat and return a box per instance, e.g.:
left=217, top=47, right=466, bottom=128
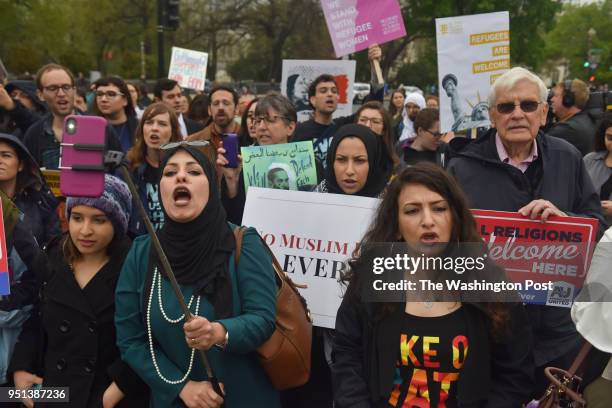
left=8, top=236, right=149, bottom=407
left=0, top=133, right=61, bottom=247
left=446, top=129, right=606, bottom=366
left=184, top=116, right=205, bottom=135
left=546, top=110, right=600, bottom=156
left=332, top=299, right=534, bottom=408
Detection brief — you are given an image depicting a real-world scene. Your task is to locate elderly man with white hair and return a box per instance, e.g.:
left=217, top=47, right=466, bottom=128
left=447, top=66, right=606, bottom=399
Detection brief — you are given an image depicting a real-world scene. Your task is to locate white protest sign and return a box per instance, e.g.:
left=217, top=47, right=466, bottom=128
left=242, top=188, right=378, bottom=328
left=281, top=59, right=356, bottom=123
left=168, top=46, right=209, bottom=91
left=436, top=12, right=510, bottom=133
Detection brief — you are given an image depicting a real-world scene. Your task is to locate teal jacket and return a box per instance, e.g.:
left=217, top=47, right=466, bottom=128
left=115, top=226, right=280, bottom=407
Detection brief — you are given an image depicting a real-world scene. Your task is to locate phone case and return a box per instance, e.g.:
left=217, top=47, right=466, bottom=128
left=60, top=115, right=106, bottom=197
left=223, top=133, right=239, bottom=168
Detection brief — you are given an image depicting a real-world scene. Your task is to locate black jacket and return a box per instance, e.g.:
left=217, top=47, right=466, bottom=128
left=0, top=133, right=60, bottom=246
left=546, top=110, right=599, bottom=156
left=332, top=299, right=534, bottom=408
left=8, top=236, right=149, bottom=407
left=446, top=129, right=605, bottom=366
left=22, top=112, right=122, bottom=170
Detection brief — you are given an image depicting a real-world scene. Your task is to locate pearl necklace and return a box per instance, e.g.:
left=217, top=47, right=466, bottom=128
left=147, top=267, right=201, bottom=384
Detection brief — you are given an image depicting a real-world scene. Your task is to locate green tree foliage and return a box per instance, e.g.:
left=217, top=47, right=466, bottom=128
left=543, top=0, right=612, bottom=84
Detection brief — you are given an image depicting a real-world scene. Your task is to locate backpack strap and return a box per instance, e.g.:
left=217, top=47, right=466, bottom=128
left=233, top=226, right=246, bottom=267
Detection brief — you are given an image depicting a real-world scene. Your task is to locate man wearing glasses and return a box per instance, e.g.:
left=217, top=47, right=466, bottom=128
left=447, top=67, right=605, bottom=401
left=92, top=76, right=138, bottom=152
left=22, top=64, right=121, bottom=169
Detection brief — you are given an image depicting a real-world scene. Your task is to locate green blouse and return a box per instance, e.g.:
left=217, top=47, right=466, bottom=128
left=115, top=226, right=280, bottom=407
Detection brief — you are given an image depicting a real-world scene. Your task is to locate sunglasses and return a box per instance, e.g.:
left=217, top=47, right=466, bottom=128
left=495, top=100, right=541, bottom=114
left=160, top=140, right=210, bottom=151
left=95, top=90, right=124, bottom=98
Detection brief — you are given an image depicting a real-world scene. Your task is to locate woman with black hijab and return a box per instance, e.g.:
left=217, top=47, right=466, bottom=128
left=314, top=123, right=393, bottom=197
left=115, top=142, right=280, bottom=408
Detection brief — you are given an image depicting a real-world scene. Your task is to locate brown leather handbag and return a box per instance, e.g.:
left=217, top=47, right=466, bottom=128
left=539, top=342, right=592, bottom=408
left=234, top=227, right=312, bottom=390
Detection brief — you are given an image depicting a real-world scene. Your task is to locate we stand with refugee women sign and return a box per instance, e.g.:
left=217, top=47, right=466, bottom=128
left=436, top=11, right=510, bottom=132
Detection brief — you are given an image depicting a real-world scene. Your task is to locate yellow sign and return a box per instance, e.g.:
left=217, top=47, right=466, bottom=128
left=472, top=58, right=510, bottom=74
left=492, top=45, right=510, bottom=57
left=41, top=169, right=63, bottom=197
left=470, top=30, right=509, bottom=45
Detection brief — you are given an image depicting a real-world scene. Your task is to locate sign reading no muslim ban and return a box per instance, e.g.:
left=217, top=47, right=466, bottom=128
left=243, top=188, right=378, bottom=328
left=241, top=142, right=318, bottom=194
left=0, top=201, right=10, bottom=295
left=320, top=0, right=407, bottom=58
left=473, top=210, right=599, bottom=307
left=281, top=59, right=356, bottom=123
left=436, top=11, right=510, bottom=133
left=168, top=46, right=209, bottom=91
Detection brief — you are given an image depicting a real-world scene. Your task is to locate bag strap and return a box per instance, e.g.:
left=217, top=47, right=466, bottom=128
left=567, top=341, right=593, bottom=376
left=233, top=226, right=245, bottom=267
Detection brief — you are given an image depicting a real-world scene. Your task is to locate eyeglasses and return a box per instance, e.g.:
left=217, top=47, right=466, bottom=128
left=495, top=100, right=541, bottom=114
left=160, top=140, right=210, bottom=151
left=358, top=116, right=383, bottom=126
left=253, top=115, right=289, bottom=126
left=95, top=90, right=124, bottom=99
left=424, top=129, right=443, bottom=138
left=42, top=84, right=74, bottom=94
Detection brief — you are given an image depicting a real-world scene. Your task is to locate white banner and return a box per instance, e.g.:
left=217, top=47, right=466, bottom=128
left=242, top=188, right=378, bottom=328
left=281, top=59, right=356, bottom=123
left=436, top=12, right=510, bottom=133
left=168, top=46, right=208, bottom=91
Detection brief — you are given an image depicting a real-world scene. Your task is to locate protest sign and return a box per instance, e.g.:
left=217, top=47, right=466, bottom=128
left=42, top=169, right=62, bottom=197
left=281, top=59, right=356, bottom=123
left=243, top=188, right=378, bottom=328
left=241, top=142, right=317, bottom=193
left=320, top=0, right=407, bottom=58
left=436, top=11, right=510, bottom=133
left=0, top=201, right=9, bottom=295
left=473, top=209, right=599, bottom=307
left=168, top=46, right=208, bottom=91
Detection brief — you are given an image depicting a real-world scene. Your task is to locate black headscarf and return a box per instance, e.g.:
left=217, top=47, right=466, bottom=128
left=155, top=145, right=235, bottom=319
left=324, top=124, right=393, bottom=197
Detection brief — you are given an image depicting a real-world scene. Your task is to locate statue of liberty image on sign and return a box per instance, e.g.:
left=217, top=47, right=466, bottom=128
left=442, top=73, right=490, bottom=132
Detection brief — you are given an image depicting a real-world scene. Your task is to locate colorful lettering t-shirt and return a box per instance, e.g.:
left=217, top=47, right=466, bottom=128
left=389, top=307, right=469, bottom=408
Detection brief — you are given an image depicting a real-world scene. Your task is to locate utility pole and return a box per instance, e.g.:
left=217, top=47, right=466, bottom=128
left=157, top=0, right=165, bottom=79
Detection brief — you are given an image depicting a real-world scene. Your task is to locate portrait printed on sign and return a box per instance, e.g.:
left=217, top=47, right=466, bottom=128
left=281, top=60, right=356, bottom=122
left=241, top=141, right=318, bottom=193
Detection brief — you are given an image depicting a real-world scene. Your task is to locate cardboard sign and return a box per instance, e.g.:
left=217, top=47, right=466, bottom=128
left=42, top=169, right=62, bottom=197
left=241, top=142, right=318, bottom=193
left=168, top=47, right=209, bottom=91
left=243, top=188, right=378, bottom=328
left=473, top=209, right=599, bottom=307
left=320, top=0, right=406, bottom=58
left=0, top=201, right=10, bottom=295
left=436, top=12, right=510, bottom=132
left=281, top=59, right=356, bottom=123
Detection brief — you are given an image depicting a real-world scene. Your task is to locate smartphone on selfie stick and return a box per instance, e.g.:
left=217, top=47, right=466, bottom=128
left=59, top=118, right=224, bottom=399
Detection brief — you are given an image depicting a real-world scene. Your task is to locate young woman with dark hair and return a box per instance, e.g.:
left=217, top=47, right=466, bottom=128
left=332, top=163, right=534, bottom=408
left=388, top=89, right=406, bottom=126
left=584, top=111, right=612, bottom=223
left=355, top=101, right=401, bottom=171
left=238, top=97, right=259, bottom=147
left=126, top=103, right=182, bottom=235
left=9, top=175, right=149, bottom=408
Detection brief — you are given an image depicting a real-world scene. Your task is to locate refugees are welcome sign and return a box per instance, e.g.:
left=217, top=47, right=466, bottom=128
left=321, top=0, right=406, bottom=58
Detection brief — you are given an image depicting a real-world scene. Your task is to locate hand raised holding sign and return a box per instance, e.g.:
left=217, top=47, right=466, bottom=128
left=518, top=199, right=567, bottom=222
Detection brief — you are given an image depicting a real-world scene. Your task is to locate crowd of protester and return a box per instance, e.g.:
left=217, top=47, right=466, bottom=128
left=0, top=42, right=610, bottom=408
